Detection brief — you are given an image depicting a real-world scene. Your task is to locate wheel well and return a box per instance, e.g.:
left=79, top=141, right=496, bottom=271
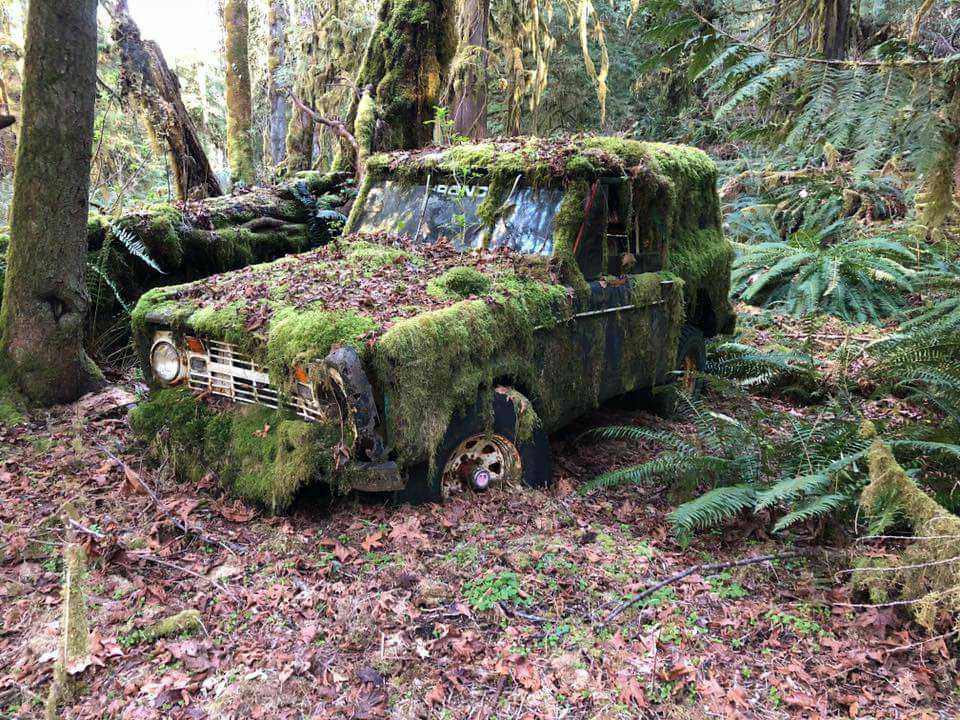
left=689, top=292, right=717, bottom=338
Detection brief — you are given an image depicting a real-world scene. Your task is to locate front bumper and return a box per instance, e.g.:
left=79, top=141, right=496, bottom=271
left=147, top=330, right=394, bottom=488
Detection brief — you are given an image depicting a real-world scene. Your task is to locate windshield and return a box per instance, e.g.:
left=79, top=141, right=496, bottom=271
left=355, top=179, right=564, bottom=256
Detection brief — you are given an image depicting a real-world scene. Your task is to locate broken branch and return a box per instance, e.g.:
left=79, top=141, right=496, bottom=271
left=97, top=443, right=242, bottom=554
left=602, top=549, right=814, bottom=623
left=289, top=92, right=360, bottom=166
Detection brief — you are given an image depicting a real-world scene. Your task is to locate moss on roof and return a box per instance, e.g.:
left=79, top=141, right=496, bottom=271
left=365, top=136, right=713, bottom=187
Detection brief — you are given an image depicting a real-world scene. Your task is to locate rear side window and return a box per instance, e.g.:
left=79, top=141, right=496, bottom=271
left=574, top=184, right=608, bottom=281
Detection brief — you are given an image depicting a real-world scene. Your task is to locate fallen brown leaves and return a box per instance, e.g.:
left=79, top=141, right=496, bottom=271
left=0, top=384, right=958, bottom=719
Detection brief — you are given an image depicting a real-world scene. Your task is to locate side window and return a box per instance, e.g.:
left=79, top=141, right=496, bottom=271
left=633, top=186, right=667, bottom=273
left=574, top=184, right=607, bottom=281
left=605, top=181, right=631, bottom=275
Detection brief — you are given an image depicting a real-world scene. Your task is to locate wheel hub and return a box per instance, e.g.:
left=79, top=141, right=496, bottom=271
left=442, top=433, right=522, bottom=499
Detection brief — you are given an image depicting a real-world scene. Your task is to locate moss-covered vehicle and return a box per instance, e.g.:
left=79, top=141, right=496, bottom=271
left=131, top=137, right=735, bottom=511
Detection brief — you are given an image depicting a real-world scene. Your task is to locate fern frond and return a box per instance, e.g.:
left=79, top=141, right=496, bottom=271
left=670, top=485, right=757, bottom=534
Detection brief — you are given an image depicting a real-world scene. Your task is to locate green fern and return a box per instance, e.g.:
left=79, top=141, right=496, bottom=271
left=730, top=209, right=916, bottom=322
left=669, top=485, right=758, bottom=534
left=289, top=181, right=347, bottom=245
left=108, top=223, right=165, bottom=274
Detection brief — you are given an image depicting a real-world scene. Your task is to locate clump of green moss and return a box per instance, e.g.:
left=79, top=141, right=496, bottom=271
left=130, top=389, right=351, bottom=512
left=142, top=609, right=203, bottom=643
left=344, top=239, right=416, bottom=269
left=0, top=366, right=25, bottom=427
left=428, top=266, right=493, bottom=299
left=265, top=307, right=377, bottom=381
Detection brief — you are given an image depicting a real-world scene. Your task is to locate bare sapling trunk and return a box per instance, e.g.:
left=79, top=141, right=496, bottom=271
left=0, top=0, right=102, bottom=405
left=225, top=0, right=256, bottom=186
left=106, top=0, right=222, bottom=201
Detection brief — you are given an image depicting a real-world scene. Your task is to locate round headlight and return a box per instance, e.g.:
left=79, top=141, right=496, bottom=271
left=151, top=341, right=182, bottom=384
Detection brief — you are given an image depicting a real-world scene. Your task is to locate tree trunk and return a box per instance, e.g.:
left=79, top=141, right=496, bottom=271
left=351, top=0, right=457, bottom=154
left=285, top=0, right=319, bottom=172
left=224, top=0, right=256, bottom=186
left=819, top=0, right=852, bottom=60
left=452, top=0, right=489, bottom=140
left=267, top=0, right=291, bottom=168
left=0, top=0, right=102, bottom=405
left=919, top=70, right=960, bottom=233
left=0, top=3, right=21, bottom=174
left=107, top=1, right=222, bottom=201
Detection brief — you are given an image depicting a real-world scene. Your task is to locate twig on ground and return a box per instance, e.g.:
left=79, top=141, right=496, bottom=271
left=68, top=517, right=240, bottom=601
left=498, top=601, right=548, bottom=624
left=601, top=549, right=814, bottom=623
left=130, top=552, right=239, bottom=601
left=886, top=628, right=960, bottom=655
left=97, top=443, right=242, bottom=554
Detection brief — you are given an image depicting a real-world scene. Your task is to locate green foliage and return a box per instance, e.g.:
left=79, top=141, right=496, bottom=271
left=288, top=180, right=347, bottom=245
left=729, top=208, right=916, bottom=323
left=581, top=389, right=951, bottom=535
left=463, top=571, right=530, bottom=611
left=707, top=341, right=819, bottom=391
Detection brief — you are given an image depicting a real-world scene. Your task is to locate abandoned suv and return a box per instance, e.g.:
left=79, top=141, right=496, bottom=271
left=131, top=137, right=735, bottom=511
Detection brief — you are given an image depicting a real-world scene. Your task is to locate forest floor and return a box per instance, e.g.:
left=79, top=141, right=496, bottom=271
left=1, top=311, right=959, bottom=720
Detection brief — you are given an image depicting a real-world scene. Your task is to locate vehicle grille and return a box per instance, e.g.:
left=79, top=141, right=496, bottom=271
left=186, top=339, right=337, bottom=423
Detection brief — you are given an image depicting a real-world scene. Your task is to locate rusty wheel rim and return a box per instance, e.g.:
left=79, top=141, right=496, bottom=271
left=441, top=433, right=522, bottom=500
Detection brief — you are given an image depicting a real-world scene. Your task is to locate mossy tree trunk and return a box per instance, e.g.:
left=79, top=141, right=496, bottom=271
left=266, top=0, right=291, bottom=168
left=106, top=0, right=222, bottom=201
left=285, top=0, right=319, bottom=172
left=0, top=0, right=102, bottom=405
left=919, top=68, right=960, bottom=234
left=818, top=0, right=852, bottom=60
left=224, top=0, right=256, bottom=186
left=451, top=0, right=489, bottom=140
left=0, top=1, right=21, bottom=174
left=351, top=0, right=457, bottom=154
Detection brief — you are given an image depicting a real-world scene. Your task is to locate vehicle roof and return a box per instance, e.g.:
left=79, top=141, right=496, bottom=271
left=365, top=136, right=717, bottom=187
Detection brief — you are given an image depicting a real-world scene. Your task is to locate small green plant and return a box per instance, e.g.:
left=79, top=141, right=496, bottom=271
left=709, top=572, right=748, bottom=599
left=463, top=571, right=530, bottom=611
left=766, top=610, right=824, bottom=637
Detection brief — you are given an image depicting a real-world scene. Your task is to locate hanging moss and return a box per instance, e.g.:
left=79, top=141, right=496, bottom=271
left=130, top=389, right=352, bottom=512
left=552, top=178, right=591, bottom=293
left=855, top=432, right=960, bottom=634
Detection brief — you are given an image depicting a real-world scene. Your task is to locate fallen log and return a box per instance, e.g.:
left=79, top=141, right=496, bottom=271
left=0, top=172, right=354, bottom=350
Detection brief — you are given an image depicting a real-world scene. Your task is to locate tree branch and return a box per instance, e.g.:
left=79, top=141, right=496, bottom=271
left=602, top=549, right=814, bottom=623
left=289, top=91, right=360, bottom=167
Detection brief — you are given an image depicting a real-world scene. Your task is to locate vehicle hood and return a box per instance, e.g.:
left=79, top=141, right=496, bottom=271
left=133, top=232, right=570, bottom=370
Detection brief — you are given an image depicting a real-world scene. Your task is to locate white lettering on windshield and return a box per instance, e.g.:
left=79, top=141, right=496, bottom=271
left=433, top=184, right=489, bottom=199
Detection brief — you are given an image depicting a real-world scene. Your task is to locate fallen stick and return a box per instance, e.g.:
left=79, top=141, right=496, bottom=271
left=602, top=548, right=814, bottom=623
left=67, top=517, right=240, bottom=602
left=97, top=443, right=242, bottom=554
